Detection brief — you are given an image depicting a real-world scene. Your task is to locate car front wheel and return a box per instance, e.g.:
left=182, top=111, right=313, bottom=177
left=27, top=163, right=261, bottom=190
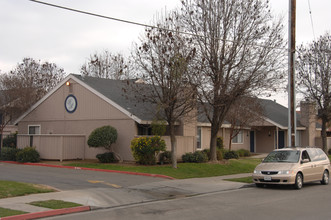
left=294, top=173, right=303, bottom=189
left=321, top=170, right=329, bottom=185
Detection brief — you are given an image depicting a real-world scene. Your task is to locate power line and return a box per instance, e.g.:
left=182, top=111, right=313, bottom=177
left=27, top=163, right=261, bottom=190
left=28, top=0, right=287, bottom=51
left=28, top=0, right=158, bottom=30
left=307, top=0, right=316, bottom=40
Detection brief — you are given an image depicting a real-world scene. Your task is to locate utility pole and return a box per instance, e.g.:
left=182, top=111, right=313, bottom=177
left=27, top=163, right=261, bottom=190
left=288, top=0, right=296, bottom=147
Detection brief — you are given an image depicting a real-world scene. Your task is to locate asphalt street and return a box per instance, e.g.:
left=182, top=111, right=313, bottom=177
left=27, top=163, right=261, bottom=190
left=47, top=182, right=331, bottom=220
left=0, top=162, right=166, bottom=190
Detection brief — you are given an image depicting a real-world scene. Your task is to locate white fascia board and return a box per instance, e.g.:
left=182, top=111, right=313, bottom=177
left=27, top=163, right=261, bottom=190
left=262, top=117, right=287, bottom=130
left=197, top=122, right=211, bottom=127
left=14, top=74, right=73, bottom=125
left=263, top=116, right=307, bottom=131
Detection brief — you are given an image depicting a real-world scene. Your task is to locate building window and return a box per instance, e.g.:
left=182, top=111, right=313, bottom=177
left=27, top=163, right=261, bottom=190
left=232, top=131, right=243, bottom=144
left=197, top=126, right=201, bottom=149
left=28, top=125, right=40, bottom=135
left=137, top=124, right=152, bottom=136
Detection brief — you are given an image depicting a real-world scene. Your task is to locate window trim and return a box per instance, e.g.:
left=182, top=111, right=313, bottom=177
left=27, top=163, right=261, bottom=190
left=232, top=130, right=244, bottom=144
left=28, top=125, right=41, bottom=135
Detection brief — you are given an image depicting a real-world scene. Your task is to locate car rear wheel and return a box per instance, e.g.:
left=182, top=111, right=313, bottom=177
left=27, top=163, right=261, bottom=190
left=294, top=173, right=303, bottom=189
left=321, top=170, right=329, bottom=185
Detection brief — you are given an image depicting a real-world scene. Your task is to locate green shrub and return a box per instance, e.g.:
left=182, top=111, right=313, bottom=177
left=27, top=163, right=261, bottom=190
left=182, top=151, right=208, bottom=163
left=217, top=137, right=224, bottom=149
left=130, top=136, right=166, bottom=165
left=159, top=151, right=172, bottom=164
left=182, top=152, right=193, bottom=163
left=0, top=147, right=21, bottom=161
left=96, top=152, right=118, bottom=163
left=151, top=120, right=167, bottom=136
left=237, top=149, right=251, bottom=157
left=328, top=148, right=331, bottom=155
left=16, top=147, right=40, bottom=163
left=88, top=126, right=118, bottom=151
left=203, top=149, right=224, bottom=161
left=224, top=150, right=239, bottom=160
left=3, top=133, right=17, bottom=148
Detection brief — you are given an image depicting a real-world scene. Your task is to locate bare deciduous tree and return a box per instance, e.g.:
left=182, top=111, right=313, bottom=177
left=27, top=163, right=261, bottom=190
left=0, top=89, right=21, bottom=150
left=225, top=96, right=264, bottom=150
left=132, top=12, right=197, bottom=168
left=81, top=50, right=132, bottom=80
left=3, top=58, right=65, bottom=110
left=297, top=33, right=331, bottom=153
left=181, top=0, right=286, bottom=161
left=0, top=58, right=65, bottom=150
left=1, top=58, right=65, bottom=113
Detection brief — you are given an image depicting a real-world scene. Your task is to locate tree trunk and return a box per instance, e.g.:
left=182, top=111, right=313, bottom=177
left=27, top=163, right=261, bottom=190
left=229, top=129, right=233, bottom=151
left=0, top=126, right=4, bottom=155
left=321, top=117, right=328, bottom=153
left=210, top=123, right=219, bottom=161
left=169, top=122, right=177, bottom=169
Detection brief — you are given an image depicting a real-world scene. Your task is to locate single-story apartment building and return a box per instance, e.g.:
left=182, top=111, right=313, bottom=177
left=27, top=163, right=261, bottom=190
left=14, top=74, right=325, bottom=161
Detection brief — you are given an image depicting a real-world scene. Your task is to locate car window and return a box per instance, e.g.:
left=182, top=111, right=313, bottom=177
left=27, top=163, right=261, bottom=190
left=301, top=150, right=311, bottom=161
left=315, top=148, right=327, bottom=161
left=263, top=150, right=300, bottom=163
left=306, top=148, right=326, bottom=161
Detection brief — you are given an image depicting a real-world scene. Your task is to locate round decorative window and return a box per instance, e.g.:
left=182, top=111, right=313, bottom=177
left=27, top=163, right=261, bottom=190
left=65, top=95, right=77, bottom=113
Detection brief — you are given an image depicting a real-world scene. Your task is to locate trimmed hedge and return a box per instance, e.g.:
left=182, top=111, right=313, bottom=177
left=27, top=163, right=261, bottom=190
left=202, top=149, right=224, bottom=161
left=0, top=147, right=21, bottom=161
left=224, top=150, right=239, bottom=159
left=159, top=151, right=172, bottom=164
left=96, top=152, right=118, bottom=163
left=16, top=147, right=40, bottom=163
left=237, top=149, right=251, bottom=157
left=88, top=126, right=118, bottom=150
left=182, top=151, right=208, bottom=163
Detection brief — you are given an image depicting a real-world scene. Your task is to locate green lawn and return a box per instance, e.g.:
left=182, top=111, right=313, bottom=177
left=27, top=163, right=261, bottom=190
left=0, top=181, right=55, bottom=199
left=29, top=200, right=82, bottom=209
left=0, top=207, right=27, bottom=218
left=224, top=176, right=253, bottom=183
left=67, top=158, right=261, bottom=179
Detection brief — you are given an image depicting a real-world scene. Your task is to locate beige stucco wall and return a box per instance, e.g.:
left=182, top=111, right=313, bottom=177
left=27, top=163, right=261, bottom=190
left=18, top=78, right=137, bottom=161
left=162, top=136, right=195, bottom=159
left=199, top=126, right=250, bottom=151
left=315, top=137, right=331, bottom=150
left=200, top=126, right=211, bottom=150
left=255, top=127, right=276, bottom=153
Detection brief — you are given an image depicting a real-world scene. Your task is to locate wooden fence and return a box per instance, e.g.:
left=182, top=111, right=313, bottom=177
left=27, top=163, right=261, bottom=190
left=17, top=134, right=86, bottom=161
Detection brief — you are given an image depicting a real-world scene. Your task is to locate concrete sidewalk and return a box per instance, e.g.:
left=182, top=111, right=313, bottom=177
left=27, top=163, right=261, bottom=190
left=0, top=173, right=253, bottom=219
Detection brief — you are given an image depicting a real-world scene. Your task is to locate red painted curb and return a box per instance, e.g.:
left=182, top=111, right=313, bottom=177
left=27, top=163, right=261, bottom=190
left=1, top=206, right=90, bottom=220
left=0, top=161, right=175, bottom=180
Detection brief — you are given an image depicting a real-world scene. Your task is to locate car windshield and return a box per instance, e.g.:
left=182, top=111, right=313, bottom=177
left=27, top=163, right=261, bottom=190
left=263, top=150, right=300, bottom=163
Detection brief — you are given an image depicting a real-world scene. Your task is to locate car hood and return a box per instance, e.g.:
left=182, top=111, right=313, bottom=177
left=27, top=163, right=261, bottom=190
left=255, top=162, right=297, bottom=171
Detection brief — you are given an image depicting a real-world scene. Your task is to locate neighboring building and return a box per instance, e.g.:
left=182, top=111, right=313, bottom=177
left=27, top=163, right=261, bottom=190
left=0, top=91, right=18, bottom=142
left=14, top=74, right=323, bottom=161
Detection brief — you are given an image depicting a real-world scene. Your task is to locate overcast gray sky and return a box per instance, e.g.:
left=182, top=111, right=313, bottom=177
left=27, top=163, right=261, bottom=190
left=1, top=0, right=330, bottom=106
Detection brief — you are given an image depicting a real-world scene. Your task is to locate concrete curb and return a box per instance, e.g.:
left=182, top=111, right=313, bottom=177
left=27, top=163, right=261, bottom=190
left=0, top=161, right=176, bottom=180
left=1, top=206, right=90, bottom=220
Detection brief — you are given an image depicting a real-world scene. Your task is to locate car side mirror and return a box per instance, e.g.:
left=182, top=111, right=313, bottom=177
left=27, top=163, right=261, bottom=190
left=301, top=159, right=309, bottom=164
